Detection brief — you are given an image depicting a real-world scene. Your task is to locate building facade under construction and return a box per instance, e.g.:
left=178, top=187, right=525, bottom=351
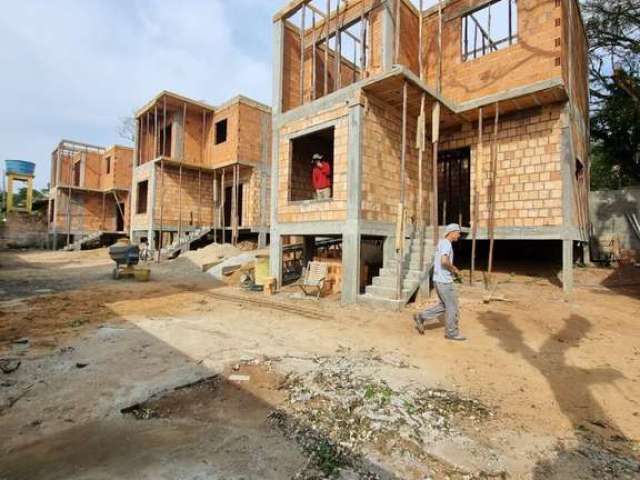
left=269, top=0, right=589, bottom=308
left=48, top=140, right=133, bottom=250
left=130, top=92, right=271, bottom=257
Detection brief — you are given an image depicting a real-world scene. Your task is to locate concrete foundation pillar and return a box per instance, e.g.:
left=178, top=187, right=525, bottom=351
left=269, top=232, right=283, bottom=289
left=563, top=239, right=574, bottom=296
left=342, top=231, right=361, bottom=305
left=258, top=231, right=267, bottom=249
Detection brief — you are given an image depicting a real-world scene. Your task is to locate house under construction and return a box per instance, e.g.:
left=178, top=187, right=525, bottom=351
left=130, top=92, right=271, bottom=257
left=48, top=140, right=133, bottom=250
left=269, top=0, right=589, bottom=308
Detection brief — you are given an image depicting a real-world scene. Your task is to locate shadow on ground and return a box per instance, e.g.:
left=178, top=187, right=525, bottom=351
left=479, top=312, right=640, bottom=479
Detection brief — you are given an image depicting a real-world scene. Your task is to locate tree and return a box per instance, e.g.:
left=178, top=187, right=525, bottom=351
left=583, top=0, right=640, bottom=189
left=117, top=113, right=137, bottom=145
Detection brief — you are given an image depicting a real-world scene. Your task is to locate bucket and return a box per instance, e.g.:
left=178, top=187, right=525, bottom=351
left=254, top=255, right=270, bottom=286
left=134, top=268, right=151, bottom=282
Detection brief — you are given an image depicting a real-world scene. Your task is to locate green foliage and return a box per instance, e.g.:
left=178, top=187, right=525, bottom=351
left=584, top=0, right=640, bottom=189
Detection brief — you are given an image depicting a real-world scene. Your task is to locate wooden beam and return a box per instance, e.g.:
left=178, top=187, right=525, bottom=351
left=487, top=102, right=500, bottom=284
left=325, top=0, right=331, bottom=96
left=470, top=107, right=483, bottom=284
left=300, top=3, right=306, bottom=105
left=396, top=80, right=408, bottom=301
left=432, top=101, right=440, bottom=245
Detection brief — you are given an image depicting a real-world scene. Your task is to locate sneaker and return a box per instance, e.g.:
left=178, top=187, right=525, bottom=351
left=445, top=334, right=467, bottom=341
left=413, top=314, right=425, bottom=335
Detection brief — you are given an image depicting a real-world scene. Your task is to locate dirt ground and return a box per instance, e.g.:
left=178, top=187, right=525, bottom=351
left=0, top=247, right=639, bottom=479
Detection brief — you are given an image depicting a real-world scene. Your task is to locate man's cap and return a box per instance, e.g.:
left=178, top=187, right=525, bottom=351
left=444, top=223, right=461, bottom=236
left=312, top=153, right=324, bottom=161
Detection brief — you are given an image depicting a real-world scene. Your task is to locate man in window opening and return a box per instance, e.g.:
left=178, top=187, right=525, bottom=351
left=413, top=223, right=466, bottom=341
left=311, top=153, right=331, bottom=200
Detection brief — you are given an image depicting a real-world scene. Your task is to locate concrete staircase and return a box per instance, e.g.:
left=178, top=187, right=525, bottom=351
left=359, top=235, right=433, bottom=311
left=161, top=227, right=211, bottom=258
left=63, top=231, right=103, bottom=251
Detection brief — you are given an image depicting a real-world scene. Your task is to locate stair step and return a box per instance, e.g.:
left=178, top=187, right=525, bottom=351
left=378, top=268, right=423, bottom=280
left=357, top=294, right=405, bottom=312
left=365, top=285, right=414, bottom=301
left=372, top=276, right=420, bottom=289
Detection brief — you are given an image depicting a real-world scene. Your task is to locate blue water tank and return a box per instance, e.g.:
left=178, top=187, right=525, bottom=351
left=5, top=160, right=36, bottom=176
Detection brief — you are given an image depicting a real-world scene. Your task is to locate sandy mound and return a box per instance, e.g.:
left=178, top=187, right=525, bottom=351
left=179, top=243, right=242, bottom=268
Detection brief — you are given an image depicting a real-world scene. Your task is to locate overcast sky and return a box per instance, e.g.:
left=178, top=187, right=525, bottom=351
left=0, top=0, right=283, bottom=189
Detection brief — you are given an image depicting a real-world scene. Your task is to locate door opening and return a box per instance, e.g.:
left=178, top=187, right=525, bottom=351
left=438, top=147, right=471, bottom=226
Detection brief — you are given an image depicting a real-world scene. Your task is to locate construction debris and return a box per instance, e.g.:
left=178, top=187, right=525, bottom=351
left=0, top=359, right=21, bottom=374
left=270, top=355, right=497, bottom=478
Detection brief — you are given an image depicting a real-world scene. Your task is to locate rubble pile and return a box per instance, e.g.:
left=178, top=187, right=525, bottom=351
left=270, top=355, right=494, bottom=479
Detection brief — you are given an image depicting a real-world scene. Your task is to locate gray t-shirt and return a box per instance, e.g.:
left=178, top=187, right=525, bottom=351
left=433, top=239, right=454, bottom=284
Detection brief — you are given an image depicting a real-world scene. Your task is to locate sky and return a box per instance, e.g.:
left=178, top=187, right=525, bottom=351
left=0, top=0, right=283, bottom=189
left=0, top=0, right=444, bottom=190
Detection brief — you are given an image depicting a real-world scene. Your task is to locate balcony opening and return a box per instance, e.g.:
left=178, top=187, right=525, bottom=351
left=289, top=126, right=334, bottom=202
left=461, top=0, right=518, bottom=61
left=438, top=147, right=471, bottom=226
left=137, top=180, right=148, bottom=214
left=158, top=123, right=172, bottom=157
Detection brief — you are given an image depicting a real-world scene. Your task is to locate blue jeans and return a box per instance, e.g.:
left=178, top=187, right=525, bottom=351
left=418, top=282, right=460, bottom=337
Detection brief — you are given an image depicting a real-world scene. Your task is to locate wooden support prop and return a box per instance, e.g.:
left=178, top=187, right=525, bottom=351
left=334, top=0, right=341, bottom=92
left=112, top=190, right=125, bottom=220
left=431, top=101, right=441, bottom=245
left=394, top=0, right=401, bottom=64
left=158, top=158, right=165, bottom=262
left=300, top=3, right=306, bottom=105
left=417, top=93, right=426, bottom=267
left=487, top=102, right=500, bottom=285
left=66, top=150, right=74, bottom=246
left=419, top=0, right=424, bottom=81
left=325, top=0, right=331, bottom=96
left=178, top=102, right=186, bottom=245
left=312, top=12, right=317, bottom=100
left=470, top=107, right=483, bottom=284
left=221, top=168, right=226, bottom=240
left=437, top=0, right=443, bottom=93
left=213, top=170, right=218, bottom=243
left=154, top=105, right=158, bottom=159
left=396, top=80, right=408, bottom=301
left=359, top=2, right=365, bottom=77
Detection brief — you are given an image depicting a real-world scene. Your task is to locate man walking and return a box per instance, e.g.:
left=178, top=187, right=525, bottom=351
left=311, top=153, right=331, bottom=200
left=414, top=223, right=466, bottom=341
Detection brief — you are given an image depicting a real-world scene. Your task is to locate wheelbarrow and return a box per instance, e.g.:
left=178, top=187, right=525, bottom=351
left=108, top=243, right=150, bottom=281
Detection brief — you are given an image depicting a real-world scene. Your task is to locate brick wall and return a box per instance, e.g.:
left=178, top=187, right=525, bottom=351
left=1, top=212, right=48, bottom=249
left=152, top=164, right=215, bottom=229
left=51, top=190, right=129, bottom=233
left=441, top=103, right=565, bottom=228
left=423, top=0, right=563, bottom=104
left=361, top=92, right=430, bottom=224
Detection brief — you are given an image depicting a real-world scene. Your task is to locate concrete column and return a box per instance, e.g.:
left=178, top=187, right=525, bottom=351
left=563, top=239, right=574, bottom=296
left=269, top=231, right=283, bottom=288
left=381, top=0, right=397, bottom=71
left=342, top=103, right=364, bottom=305
left=172, top=109, right=184, bottom=159
left=272, top=20, right=285, bottom=116
left=147, top=164, right=157, bottom=252
left=342, top=231, right=361, bottom=304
